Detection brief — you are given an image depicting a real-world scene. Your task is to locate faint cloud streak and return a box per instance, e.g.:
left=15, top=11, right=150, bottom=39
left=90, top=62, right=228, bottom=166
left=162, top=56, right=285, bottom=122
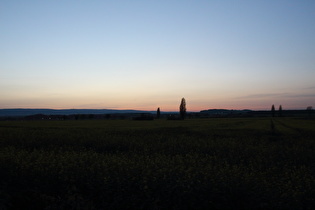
left=237, top=93, right=315, bottom=99
left=237, top=93, right=289, bottom=99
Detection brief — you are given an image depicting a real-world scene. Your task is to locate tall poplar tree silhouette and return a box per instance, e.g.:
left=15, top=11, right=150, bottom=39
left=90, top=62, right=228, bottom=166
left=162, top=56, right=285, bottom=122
left=179, top=98, right=186, bottom=119
left=271, top=104, right=275, bottom=117
left=157, top=107, right=160, bottom=119
left=279, top=105, right=283, bottom=117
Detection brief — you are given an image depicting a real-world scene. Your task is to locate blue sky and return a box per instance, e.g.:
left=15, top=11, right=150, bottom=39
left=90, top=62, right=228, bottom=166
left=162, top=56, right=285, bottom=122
left=1, top=0, right=314, bottom=111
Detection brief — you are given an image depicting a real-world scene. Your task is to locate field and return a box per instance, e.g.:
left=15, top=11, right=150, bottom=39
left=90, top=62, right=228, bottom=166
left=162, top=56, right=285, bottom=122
left=1, top=117, right=315, bottom=209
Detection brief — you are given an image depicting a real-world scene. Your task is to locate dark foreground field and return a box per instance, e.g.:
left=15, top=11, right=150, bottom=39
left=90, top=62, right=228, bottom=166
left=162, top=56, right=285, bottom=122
left=1, top=118, right=315, bottom=209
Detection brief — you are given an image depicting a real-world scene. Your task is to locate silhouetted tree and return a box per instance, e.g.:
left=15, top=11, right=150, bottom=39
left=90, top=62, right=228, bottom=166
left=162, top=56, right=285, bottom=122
left=180, top=98, right=186, bottom=119
left=279, top=105, right=283, bottom=117
left=271, top=104, right=275, bottom=117
left=157, top=107, right=160, bottom=119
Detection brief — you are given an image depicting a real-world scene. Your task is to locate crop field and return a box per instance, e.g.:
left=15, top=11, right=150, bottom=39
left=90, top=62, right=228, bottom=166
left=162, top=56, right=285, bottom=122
left=1, top=117, right=315, bottom=209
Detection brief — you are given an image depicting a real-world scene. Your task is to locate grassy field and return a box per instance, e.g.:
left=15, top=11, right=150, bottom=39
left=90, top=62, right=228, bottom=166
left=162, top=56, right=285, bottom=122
left=1, top=117, right=315, bottom=209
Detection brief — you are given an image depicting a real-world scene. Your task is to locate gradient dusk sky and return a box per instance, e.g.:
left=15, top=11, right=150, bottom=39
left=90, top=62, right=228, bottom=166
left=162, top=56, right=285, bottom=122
left=1, top=0, right=315, bottom=111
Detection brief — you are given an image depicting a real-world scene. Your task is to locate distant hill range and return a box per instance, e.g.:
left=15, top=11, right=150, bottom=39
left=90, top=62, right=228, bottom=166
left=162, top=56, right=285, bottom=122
left=0, top=109, right=157, bottom=117
left=0, top=108, right=254, bottom=117
left=1, top=108, right=311, bottom=118
left=200, top=108, right=312, bottom=117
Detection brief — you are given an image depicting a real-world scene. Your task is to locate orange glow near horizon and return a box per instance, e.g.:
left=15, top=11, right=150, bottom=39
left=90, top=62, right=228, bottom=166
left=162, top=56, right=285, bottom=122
left=2, top=99, right=311, bottom=112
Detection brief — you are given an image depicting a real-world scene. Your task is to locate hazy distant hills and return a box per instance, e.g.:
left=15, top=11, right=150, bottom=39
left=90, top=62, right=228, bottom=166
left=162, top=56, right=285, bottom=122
left=1, top=108, right=309, bottom=118
left=0, top=108, right=254, bottom=117
left=0, top=109, right=156, bottom=117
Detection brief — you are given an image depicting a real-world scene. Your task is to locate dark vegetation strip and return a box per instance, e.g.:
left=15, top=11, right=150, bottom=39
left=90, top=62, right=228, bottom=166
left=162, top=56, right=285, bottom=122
left=0, top=118, right=315, bottom=209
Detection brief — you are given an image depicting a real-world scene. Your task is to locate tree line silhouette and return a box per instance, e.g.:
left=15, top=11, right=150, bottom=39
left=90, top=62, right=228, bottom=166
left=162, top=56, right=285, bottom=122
left=155, top=98, right=187, bottom=120
left=271, top=104, right=283, bottom=117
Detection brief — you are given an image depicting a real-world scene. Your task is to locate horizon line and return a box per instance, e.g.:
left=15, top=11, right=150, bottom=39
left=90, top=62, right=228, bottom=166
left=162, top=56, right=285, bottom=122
left=0, top=107, right=310, bottom=112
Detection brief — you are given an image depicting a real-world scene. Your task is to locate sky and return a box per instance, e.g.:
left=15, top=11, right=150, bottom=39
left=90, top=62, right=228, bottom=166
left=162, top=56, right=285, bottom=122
left=1, top=0, right=315, bottom=111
